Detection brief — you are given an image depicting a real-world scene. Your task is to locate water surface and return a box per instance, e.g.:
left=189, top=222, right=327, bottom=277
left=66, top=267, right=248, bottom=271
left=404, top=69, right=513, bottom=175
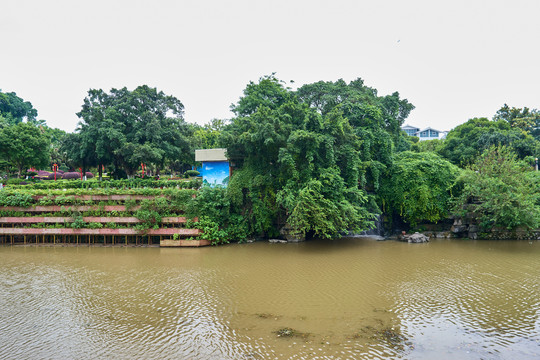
left=0, top=238, right=538, bottom=359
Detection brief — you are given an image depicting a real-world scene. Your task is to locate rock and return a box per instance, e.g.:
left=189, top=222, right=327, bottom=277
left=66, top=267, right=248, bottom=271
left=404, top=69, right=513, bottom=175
left=434, top=231, right=451, bottom=238
left=451, top=225, right=468, bottom=233
left=404, top=232, right=430, bottom=243
left=268, top=239, right=287, bottom=244
left=279, top=223, right=306, bottom=242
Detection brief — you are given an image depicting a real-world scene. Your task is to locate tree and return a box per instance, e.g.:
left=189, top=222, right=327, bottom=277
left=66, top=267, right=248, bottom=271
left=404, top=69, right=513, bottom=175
left=0, top=90, right=38, bottom=124
left=411, top=138, right=444, bottom=154
left=230, top=74, right=292, bottom=117
left=0, top=122, right=50, bottom=177
left=493, top=104, right=540, bottom=136
left=222, top=76, right=377, bottom=239
left=453, top=146, right=539, bottom=231
left=439, top=117, right=538, bottom=166
left=192, top=119, right=227, bottom=149
left=43, top=126, right=67, bottom=167
left=59, top=132, right=96, bottom=175
left=76, top=85, right=192, bottom=178
left=379, top=151, right=461, bottom=227
left=296, top=78, right=414, bottom=192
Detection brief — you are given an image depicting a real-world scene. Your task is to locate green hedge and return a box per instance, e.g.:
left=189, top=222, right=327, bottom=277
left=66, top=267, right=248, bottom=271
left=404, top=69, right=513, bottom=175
left=6, top=178, right=201, bottom=190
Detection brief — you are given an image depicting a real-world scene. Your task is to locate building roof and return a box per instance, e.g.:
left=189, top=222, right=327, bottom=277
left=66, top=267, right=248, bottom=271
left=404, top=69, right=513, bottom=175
left=401, top=124, right=420, bottom=130
left=195, top=148, right=228, bottom=162
left=417, top=127, right=442, bottom=133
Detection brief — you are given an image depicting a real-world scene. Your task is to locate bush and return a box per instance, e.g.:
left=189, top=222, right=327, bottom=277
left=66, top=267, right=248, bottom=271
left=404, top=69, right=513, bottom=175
left=380, top=151, right=461, bottom=227
left=185, top=185, right=249, bottom=244
left=453, top=146, right=540, bottom=230
left=62, top=172, right=81, bottom=180
left=6, top=178, right=26, bottom=185
left=7, top=178, right=202, bottom=190
left=184, top=170, right=200, bottom=177
left=38, top=171, right=52, bottom=179
left=0, top=192, right=34, bottom=207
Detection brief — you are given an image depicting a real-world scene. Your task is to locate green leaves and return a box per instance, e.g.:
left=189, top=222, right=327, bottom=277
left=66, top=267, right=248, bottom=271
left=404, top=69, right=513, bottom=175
left=380, top=151, right=460, bottom=227
left=75, top=85, right=192, bottom=178
left=0, top=192, right=34, bottom=207
left=0, top=122, right=50, bottom=176
left=184, top=186, right=249, bottom=244
left=222, top=76, right=396, bottom=239
left=0, top=91, right=38, bottom=124
left=453, top=146, right=540, bottom=230
left=439, top=117, right=538, bottom=166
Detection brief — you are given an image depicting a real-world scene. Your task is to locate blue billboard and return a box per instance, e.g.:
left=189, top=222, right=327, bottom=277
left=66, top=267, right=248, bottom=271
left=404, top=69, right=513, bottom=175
left=201, top=161, right=229, bottom=187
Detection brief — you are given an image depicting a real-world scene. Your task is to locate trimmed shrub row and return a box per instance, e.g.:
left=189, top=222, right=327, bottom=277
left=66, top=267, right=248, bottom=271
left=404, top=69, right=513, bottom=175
left=6, top=178, right=201, bottom=190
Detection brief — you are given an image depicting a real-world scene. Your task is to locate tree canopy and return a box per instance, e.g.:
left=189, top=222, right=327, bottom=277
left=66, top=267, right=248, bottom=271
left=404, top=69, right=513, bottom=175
left=220, top=75, right=415, bottom=238
left=0, top=122, right=50, bottom=176
left=439, top=117, right=538, bottom=166
left=453, top=146, right=539, bottom=230
left=296, top=79, right=414, bottom=191
left=74, top=85, right=193, bottom=178
left=0, top=90, right=38, bottom=125
left=493, top=104, right=540, bottom=138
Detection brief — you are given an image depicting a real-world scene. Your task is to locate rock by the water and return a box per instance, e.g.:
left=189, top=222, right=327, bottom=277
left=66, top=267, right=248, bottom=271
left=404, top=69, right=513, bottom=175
left=400, top=232, right=429, bottom=243
left=268, top=239, right=288, bottom=244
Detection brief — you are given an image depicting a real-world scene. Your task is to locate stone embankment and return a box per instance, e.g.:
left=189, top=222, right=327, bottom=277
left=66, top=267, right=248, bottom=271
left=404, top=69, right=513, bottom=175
left=451, top=217, right=540, bottom=240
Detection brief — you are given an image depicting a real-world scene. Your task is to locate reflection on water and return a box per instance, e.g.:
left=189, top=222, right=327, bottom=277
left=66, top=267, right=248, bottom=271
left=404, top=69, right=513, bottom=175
left=0, top=239, right=538, bottom=359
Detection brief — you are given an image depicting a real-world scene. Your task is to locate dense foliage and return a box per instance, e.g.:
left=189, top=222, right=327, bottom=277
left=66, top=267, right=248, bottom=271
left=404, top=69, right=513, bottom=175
left=0, top=90, right=67, bottom=178
left=493, top=104, right=540, bottom=141
left=453, top=146, right=539, bottom=230
left=71, top=85, right=193, bottom=179
left=0, top=122, right=50, bottom=177
left=183, top=186, right=249, bottom=244
left=6, top=178, right=201, bottom=190
left=220, top=76, right=414, bottom=238
left=2, top=82, right=539, bottom=240
left=439, top=117, right=538, bottom=166
left=0, top=90, right=38, bottom=125
left=380, top=151, right=460, bottom=227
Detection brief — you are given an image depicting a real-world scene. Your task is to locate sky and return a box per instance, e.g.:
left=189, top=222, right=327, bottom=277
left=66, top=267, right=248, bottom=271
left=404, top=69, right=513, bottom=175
left=1, top=0, right=539, bottom=133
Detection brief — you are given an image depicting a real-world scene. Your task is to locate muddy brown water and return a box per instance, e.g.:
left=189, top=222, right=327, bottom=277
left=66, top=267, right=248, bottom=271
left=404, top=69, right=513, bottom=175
left=0, top=237, right=538, bottom=359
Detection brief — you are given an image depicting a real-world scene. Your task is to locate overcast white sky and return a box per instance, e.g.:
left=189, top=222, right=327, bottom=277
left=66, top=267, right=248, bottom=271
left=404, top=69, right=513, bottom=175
left=1, top=0, right=539, bottom=132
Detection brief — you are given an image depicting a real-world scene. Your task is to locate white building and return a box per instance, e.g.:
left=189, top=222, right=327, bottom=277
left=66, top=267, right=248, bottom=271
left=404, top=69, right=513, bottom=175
left=401, top=124, right=448, bottom=141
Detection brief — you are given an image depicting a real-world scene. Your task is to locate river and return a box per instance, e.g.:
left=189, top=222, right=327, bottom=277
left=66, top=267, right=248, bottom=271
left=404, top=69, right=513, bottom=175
left=0, top=238, right=538, bottom=359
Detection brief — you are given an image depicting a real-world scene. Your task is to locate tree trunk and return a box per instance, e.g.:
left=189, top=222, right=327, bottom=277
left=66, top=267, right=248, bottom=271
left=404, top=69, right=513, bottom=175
left=82, top=160, right=86, bottom=181
left=98, top=163, right=103, bottom=181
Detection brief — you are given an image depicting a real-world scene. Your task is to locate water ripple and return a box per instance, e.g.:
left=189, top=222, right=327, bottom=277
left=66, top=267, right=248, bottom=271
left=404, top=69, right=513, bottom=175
left=0, top=240, right=539, bottom=359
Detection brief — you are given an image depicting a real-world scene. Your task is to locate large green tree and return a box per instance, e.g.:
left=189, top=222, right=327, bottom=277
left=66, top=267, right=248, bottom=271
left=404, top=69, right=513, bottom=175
left=76, top=85, right=193, bottom=179
left=296, top=78, right=414, bottom=192
left=0, top=90, right=38, bottom=125
left=222, top=76, right=401, bottom=239
left=439, top=117, right=538, bottom=166
left=192, top=119, right=227, bottom=149
left=493, top=104, right=540, bottom=138
left=0, top=122, right=50, bottom=177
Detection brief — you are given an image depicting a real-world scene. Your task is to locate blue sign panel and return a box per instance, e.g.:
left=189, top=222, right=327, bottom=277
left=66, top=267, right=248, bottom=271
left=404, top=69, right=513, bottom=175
left=201, top=161, right=229, bottom=187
